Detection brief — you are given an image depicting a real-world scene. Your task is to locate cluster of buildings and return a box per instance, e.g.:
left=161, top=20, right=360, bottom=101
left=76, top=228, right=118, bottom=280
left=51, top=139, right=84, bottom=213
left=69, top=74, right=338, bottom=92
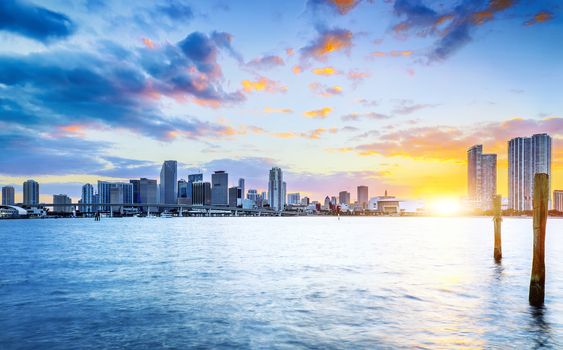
left=467, top=133, right=559, bottom=212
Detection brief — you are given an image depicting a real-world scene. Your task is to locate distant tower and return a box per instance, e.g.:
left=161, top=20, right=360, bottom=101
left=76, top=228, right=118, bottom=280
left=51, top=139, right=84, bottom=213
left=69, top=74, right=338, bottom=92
left=23, top=180, right=39, bottom=206
left=2, top=186, right=15, bottom=205
left=81, top=183, right=94, bottom=213
left=211, top=171, right=229, bottom=206
left=160, top=160, right=178, bottom=204
left=467, top=145, right=497, bottom=210
left=268, top=167, right=284, bottom=211
left=238, top=178, right=245, bottom=200
left=357, top=185, right=368, bottom=209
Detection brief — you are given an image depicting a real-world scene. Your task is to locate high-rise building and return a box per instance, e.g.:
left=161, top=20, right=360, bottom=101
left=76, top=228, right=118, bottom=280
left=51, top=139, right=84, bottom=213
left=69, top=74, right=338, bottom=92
left=192, top=182, right=211, bottom=206
left=268, top=167, right=284, bottom=211
left=228, top=186, right=240, bottom=207
left=177, top=179, right=190, bottom=204
left=339, top=191, right=350, bottom=205
left=139, top=178, right=158, bottom=212
left=554, top=190, right=563, bottom=212
left=81, top=183, right=94, bottom=213
left=160, top=160, right=178, bottom=204
left=2, top=186, right=15, bottom=205
left=53, top=194, right=73, bottom=213
left=97, top=181, right=133, bottom=211
left=508, top=134, right=551, bottom=211
left=247, top=189, right=258, bottom=202
left=467, top=145, right=497, bottom=210
left=282, top=182, right=287, bottom=206
left=287, top=193, right=301, bottom=205
left=357, top=185, right=368, bottom=209
left=238, top=178, right=245, bottom=200
left=324, top=196, right=331, bottom=209
left=301, top=197, right=310, bottom=206
left=211, top=171, right=228, bottom=206
left=130, top=179, right=141, bottom=204
left=23, top=180, right=39, bottom=206
left=187, top=173, right=203, bottom=204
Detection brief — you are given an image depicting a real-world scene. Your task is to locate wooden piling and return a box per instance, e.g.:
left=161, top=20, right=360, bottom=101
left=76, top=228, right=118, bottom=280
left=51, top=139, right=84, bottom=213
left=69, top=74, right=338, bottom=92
left=493, top=195, right=502, bottom=262
left=529, top=173, right=549, bottom=306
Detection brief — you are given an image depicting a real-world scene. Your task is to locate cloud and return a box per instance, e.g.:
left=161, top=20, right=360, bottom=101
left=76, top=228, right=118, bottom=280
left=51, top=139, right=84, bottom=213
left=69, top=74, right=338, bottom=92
left=524, top=11, right=554, bottom=26
left=309, top=83, right=343, bottom=97
left=247, top=55, right=285, bottom=69
left=312, top=67, right=339, bottom=76
left=342, top=112, right=390, bottom=121
left=391, top=100, right=437, bottom=115
left=264, top=107, right=293, bottom=114
left=304, top=107, right=333, bottom=119
left=242, top=76, right=287, bottom=93
left=308, top=0, right=361, bottom=15
left=155, top=2, right=194, bottom=21
left=292, top=65, right=303, bottom=74
left=347, top=69, right=370, bottom=86
left=0, top=0, right=75, bottom=42
left=0, top=30, right=246, bottom=140
left=300, top=27, right=353, bottom=61
left=370, top=50, right=413, bottom=57
left=142, top=37, right=155, bottom=48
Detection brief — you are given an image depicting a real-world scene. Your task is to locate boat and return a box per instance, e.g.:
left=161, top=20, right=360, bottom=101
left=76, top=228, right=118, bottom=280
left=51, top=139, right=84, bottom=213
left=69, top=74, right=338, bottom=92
left=160, top=211, right=174, bottom=218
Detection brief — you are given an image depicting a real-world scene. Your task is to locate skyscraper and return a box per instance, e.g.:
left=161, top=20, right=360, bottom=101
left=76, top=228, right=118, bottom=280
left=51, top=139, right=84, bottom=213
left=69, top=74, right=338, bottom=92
left=192, top=181, right=211, bottom=206
left=187, top=173, right=203, bottom=204
left=177, top=179, right=190, bottom=204
left=81, top=183, right=94, bottom=213
left=357, top=186, right=368, bottom=209
left=508, top=134, right=551, bottom=211
left=268, top=167, right=284, bottom=211
left=287, top=193, right=300, bottom=205
left=238, top=178, right=245, bottom=200
left=23, top=180, right=39, bottom=206
left=228, top=186, right=240, bottom=207
left=130, top=179, right=141, bottom=204
left=467, top=145, right=497, bottom=210
left=139, top=178, right=158, bottom=212
left=97, top=181, right=133, bottom=211
left=2, top=186, right=15, bottom=205
left=339, top=191, right=350, bottom=205
left=53, top=194, right=72, bottom=213
left=160, top=160, right=178, bottom=204
left=211, top=171, right=228, bottom=206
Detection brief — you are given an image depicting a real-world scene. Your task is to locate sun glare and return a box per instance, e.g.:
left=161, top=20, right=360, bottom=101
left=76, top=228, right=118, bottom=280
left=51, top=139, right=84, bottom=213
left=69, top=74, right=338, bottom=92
left=429, top=198, right=462, bottom=216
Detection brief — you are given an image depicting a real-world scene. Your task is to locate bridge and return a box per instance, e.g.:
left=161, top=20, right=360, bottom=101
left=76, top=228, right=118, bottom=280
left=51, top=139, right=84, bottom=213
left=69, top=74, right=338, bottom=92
left=38, top=203, right=303, bottom=217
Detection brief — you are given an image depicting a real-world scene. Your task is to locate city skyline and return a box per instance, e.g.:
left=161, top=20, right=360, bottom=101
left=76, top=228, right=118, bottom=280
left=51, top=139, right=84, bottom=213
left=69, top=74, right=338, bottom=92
left=0, top=1, right=562, bottom=203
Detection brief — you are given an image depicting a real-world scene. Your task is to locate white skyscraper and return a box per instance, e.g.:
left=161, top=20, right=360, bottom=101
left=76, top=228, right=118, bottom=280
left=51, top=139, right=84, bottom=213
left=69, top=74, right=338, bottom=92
left=467, top=145, right=497, bottom=210
left=268, top=167, right=284, bottom=211
left=508, top=134, right=551, bottom=211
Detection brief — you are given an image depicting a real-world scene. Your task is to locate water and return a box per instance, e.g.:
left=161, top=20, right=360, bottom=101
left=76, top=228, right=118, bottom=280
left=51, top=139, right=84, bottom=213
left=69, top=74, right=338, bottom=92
left=1, top=217, right=562, bottom=349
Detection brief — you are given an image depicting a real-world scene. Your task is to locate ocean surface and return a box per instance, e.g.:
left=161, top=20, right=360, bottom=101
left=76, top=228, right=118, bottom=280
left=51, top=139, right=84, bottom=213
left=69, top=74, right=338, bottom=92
left=1, top=217, right=562, bottom=349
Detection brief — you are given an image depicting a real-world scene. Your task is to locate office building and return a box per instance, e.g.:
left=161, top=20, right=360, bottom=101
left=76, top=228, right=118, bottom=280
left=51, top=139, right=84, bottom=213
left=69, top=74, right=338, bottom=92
left=238, top=178, right=245, bottom=200
left=186, top=173, right=203, bottom=204
left=282, top=181, right=287, bottom=206
left=160, top=160, right=177, bottom=204
left=2, top=186, right=15, bottom=205
left=554, top=190, right=563, bottom=212
left=357, top=185, right=368, bottom=209
left=229, top=186, right=241, bottom=207
left=287, top=193, right=300, bottom=205
left=247, top=189, right=258, bottom=202
left=129, top=180, right=141, bottom=204
left=23, top=179, right=39, bottom=206
left=53, top=194, right=73, bottom=213
left=177, top=179, right=190, bottom=204
left=81, top=183, right=94, bottom=213
left=508, top=134, right=551, bottom=211
left=301, top=196, right=310, bottom=206
left=192, top=182, right=211, bottom=206
left=467, top=145, right=497, bottom=210
left=97, top=181, right=133, bottom=211
left=211, top=171, right=229, bottom=206
left=139, top=178, right=158, bottom=212
left=268, top=167, right=284, bottom=211
left=339, top=191, right=350, bottom=205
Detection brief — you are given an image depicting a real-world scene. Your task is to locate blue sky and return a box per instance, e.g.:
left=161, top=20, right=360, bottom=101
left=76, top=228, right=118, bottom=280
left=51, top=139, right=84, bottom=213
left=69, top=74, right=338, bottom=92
left=0, top=0, right=562, bottom=202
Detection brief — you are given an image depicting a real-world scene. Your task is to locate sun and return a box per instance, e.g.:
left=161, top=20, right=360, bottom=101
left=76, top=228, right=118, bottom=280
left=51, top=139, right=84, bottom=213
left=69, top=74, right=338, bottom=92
left=429, top=197, right=462, bottom=216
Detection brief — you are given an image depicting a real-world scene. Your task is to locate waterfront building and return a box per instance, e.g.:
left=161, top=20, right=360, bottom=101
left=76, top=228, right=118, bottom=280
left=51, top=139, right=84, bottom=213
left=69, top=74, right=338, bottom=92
left=357, top=186, right=368, bottom=209
left=23, top=179, right=39, bottom=206
left=554, top=190, right=563, bottom=212
left=301, top=197, right=310, bottom=206
left=247, top=189, right=258, bottom=202
left=211, top=171, right=228, bottom=206
left=186, top=174, right=203, bottom=204
left=81, top=184, right=94, bottom=213
left=331, top=196, right=337, bottom=206
left=97, top=181, right=133, bottom=212
left=467, top=145, right=497, bottom=210
left=282, top=181, right=287, bottom=206
left=238, top=178, right=245, bottom=200
left=192, top=181, right=211, bottom=206
left=268, top=167, right=284, bottom=211
left=2, top=186, right=15, bottom=205
left=177, top=179, right=190, bottom=204
left=53, top=194, right=73, bottom=213
left=339, top=191, right=350, bottom=205
left=139, top=178, right=157, bottom=212
left=160, top=160, right=178, bottom=204
left=228, top=186, right=241, bottom=207
left=287, top=193, right=300, bottom=205
left=129, top=179, right=141, bottom=204
left=508, top=134, right=551, bottom=211
left=323, top=196, right=331, bottom=210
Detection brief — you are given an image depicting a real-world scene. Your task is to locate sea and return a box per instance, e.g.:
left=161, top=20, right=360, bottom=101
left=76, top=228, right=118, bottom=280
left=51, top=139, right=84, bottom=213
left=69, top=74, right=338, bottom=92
left=1, top=217, right=562, bottom=349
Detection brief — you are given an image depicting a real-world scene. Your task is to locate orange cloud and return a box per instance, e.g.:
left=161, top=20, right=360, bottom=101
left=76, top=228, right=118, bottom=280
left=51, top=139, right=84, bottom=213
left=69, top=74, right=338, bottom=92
left=312, top=67, right=338, bottom=76
left=142, top=38, right=154, bottom=49
left=304, top=107, right=333, bottom=119
left=524, top=11, right=554, bottom=26
left=272, top=132, right=297, bottom=139
left=301, top=28, right=353, bottom=61
left=264, top=107, right=293, bottom=114
left=241, top=76, right=287, bottom=93
left=309, top=83, right=343, bottom=97
left=372, top=50, right=413, bottom=57
left=292, top=65, right=302, bottom=74
left=286, top=48, right=294, bottom=56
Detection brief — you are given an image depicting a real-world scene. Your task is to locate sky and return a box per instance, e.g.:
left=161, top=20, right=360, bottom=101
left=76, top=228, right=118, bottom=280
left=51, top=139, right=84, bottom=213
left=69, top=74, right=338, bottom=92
left=0, top=0, right=562, bottom=203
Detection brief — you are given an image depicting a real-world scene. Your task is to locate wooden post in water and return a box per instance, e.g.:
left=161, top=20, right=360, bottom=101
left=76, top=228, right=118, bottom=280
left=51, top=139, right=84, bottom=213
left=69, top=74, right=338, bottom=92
left=529, top=173, right=548, bottom=307
left=493, top=195, right=502, bottom=262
